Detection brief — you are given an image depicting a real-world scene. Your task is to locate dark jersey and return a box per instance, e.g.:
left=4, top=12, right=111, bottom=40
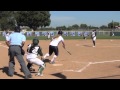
left=27, top=44, right=43, bottom=56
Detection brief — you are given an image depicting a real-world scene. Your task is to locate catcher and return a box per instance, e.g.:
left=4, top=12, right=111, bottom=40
left=26, top=38, right=46, bottom=76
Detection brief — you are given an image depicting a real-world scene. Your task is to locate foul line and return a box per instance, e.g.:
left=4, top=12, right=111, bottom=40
left=101, top=46, right=120, bottom=47
left=91, top=60, right=120, bottom=64
left=63, top=60, right=120, bottom=73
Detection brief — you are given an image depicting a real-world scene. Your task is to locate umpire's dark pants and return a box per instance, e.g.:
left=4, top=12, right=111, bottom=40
left=9, top=45, right=31, bottom=78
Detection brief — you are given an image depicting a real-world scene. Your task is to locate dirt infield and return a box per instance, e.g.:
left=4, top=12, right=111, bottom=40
left=0, top=39, right=120, bottom=79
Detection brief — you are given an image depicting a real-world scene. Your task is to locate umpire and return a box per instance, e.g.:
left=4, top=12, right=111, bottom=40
left=6, top=26, right=32, bottom=79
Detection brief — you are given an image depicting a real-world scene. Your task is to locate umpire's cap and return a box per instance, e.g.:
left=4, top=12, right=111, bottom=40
left=58, top=30, right=63, bottom=35
left=33, top=38, right=39, bottom=46
left=14, top=26, right=21, bottom=32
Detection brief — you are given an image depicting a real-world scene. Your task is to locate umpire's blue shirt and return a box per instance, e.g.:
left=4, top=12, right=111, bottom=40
left=7, top=32, right=26, bottom=46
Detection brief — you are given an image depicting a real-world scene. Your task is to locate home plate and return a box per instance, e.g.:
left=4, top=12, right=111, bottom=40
left=63, top=70, right=74, bottom=72
left=53, top=64, right=63, bottom=66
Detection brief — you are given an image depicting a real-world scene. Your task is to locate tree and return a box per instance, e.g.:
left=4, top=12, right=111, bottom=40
left=56, top=26, right=67, bottom=30
left=15, top=11, right=51, bottom=30
left=80, top=24, right=87, bottom=29
left=0, top=11, right=15, bottom=30
left=108, top=21, right=119, bottom=29
left=0, top=11, right=13, bottom=19
left=99, top=25, right=108, bottom=29
left=87, top=25, right=98, bottom=30
left=72, top=24, right=79, bottom=29
left=67, top=26, right=72, bottom=30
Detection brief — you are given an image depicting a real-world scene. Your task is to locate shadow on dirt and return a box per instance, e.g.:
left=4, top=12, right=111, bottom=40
left=90, top=74, right=120, bottom=79
left=83, top=45, right=92, bottom=47
left=0, top=66, right=25, bottom=78
left=43, top=59, right=50, bottom=63
left=51, top=72, right=67, bottom=79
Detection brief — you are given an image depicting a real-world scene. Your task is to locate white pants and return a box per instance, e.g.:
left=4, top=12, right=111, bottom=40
left=27, top=58, right=44, bottom=66
left=92, top=37, right=96, bottom=41
left=47, top=35, right=50, bottom=39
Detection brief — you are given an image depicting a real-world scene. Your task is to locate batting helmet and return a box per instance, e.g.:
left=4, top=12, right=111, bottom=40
left=14, top=26, right=21, bottom=32
left=33, top=38, right=39, bottom=46
left=58, top=30, right=63, bottom=35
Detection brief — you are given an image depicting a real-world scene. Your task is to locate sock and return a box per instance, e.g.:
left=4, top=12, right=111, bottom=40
left=38, top=63, right=46, bottom=74
left=51, top=55, right=57, bottom=62
left=43, top=53, right=49, bottom=59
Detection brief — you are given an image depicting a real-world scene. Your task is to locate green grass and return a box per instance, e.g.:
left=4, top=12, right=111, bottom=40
left=26, top=35, right=120, bottom=40
left=96, top=36, right=120, bottom=39
left=1, top=35, right=120, bottom=41
left=64, top=35, right=120, bottom=40
left=0, top=36, right=6, bottom=41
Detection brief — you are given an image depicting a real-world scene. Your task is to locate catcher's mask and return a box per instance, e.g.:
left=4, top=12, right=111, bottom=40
left=33, top=38, right=39, bottom=46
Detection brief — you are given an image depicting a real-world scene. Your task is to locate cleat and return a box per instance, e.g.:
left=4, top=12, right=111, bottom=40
left=49, top=61, right=55, bottom=64
left=35, top=73, right=43, bottom=76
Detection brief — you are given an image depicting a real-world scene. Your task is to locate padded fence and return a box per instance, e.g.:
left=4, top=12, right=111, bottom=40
left=0, top=31, right=120, bottom=37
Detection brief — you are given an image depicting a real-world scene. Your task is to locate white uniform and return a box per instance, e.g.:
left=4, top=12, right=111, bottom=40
left=50, top=36, right=64, bottom=46
left=26, top=44, right=44, bottom=66
left=43, top=35, right=64, bottom=64
left=5, top=33, right=10, bottom=41
left=47, top=32, right=50, bottom=39
left=92, top=31, right=96, bottom=41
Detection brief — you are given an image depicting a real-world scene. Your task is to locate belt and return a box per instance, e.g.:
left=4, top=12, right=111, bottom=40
left=10, top=45, right=21, bottom=47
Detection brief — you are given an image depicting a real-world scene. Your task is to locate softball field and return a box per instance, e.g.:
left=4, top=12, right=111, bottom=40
left=0, top=39, right=120, bottom=79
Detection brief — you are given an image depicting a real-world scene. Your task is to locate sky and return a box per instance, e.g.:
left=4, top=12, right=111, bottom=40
left=49, top=11, right=120, bottom=28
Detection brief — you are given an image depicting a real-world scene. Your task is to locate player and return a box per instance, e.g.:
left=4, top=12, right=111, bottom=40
left=91, top=30, right=97, bottom=47
left=26, top=38, right=46, bottom=76
left=5, top=29, right=11, bottom=56
left=43, top=30, right=66, bottom=64
left=47, top=32, right=51, bottom=39
left=5, top=29, right=10, bottom=41
left=83, top=32, right=88, bottom=40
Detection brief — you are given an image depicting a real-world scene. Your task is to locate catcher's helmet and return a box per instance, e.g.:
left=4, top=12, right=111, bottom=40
left=58, top=30, right=63, bottom=35
left=14, top=26, right=21, bottom=32
left=33, top=38, right=39, bottom=45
